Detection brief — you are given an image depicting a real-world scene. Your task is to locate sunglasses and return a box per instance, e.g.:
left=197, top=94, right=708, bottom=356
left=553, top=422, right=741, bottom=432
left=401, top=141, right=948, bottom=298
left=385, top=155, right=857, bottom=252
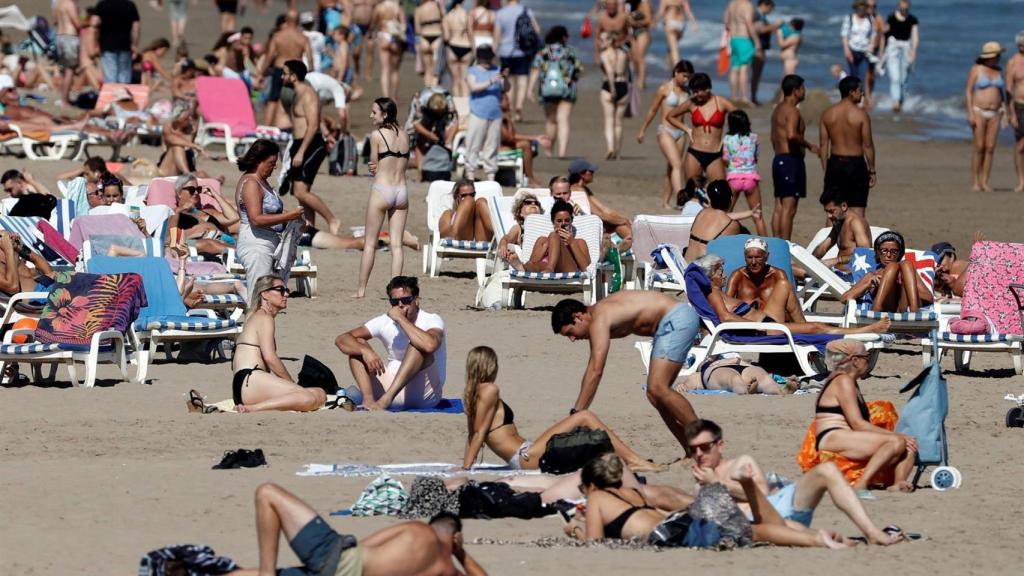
left=181, top=185, right=203, bottom=194
left=687, top=439, right=721, bottom=453
left=522, top=199, right=540, bottom=206
left=102, top=177, right=122, bottom=187
left=877, top=247, right=901, bottom=256
left=389, top=295, right=415, bottom=306
left=458, top=192, right=475, bottom=199
left=267, top=286, right=289, bottom=295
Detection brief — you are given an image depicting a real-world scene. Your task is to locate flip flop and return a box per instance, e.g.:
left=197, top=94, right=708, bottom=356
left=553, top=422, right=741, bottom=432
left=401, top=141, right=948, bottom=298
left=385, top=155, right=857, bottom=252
left=883, top=525, right=924, bottom=541
left=186, top=389, right=206, bottom=413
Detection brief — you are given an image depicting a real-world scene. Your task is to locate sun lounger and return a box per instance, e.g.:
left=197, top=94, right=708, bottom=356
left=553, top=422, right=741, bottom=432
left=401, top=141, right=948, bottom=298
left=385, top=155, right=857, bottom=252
left=421, top=180, right=503, bottom=283
left=0, top=122, right=85, bottom=160
left=194, top=76, right=290, bottom=164
left=630, top=214, right=695, bottom=292
left=843, top=247, right=939, bottom=332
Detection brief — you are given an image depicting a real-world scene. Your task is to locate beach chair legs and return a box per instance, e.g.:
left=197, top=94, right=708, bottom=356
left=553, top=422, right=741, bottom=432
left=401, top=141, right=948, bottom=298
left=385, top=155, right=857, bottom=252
left=422, top=244, right=430, bottom=275
left=429, top=244, right=441, bottom=278
left=65, top=359, right=80, bottom=387
left=475, top=258, right=487, bottom=287
left=134, top=342, right=153, bottom=384
left=953, top=350, right=971, bottom=372
left=1014, top=347, right=1023, bottom=375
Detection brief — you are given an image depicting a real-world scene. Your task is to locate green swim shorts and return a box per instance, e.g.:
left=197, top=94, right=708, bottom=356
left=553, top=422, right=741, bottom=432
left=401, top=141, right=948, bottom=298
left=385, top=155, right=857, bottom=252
left=730, top=37, right=756, bottom=68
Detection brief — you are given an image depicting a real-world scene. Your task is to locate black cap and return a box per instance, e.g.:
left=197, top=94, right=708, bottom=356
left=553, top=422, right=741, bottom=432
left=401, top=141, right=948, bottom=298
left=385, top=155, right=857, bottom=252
left=930, top=242, right=955, bottom=259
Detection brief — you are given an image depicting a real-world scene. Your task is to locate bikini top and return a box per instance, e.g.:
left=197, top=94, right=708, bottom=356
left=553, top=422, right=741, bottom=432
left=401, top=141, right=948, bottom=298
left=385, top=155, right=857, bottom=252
left=689, top=217, right=733, bottom=245
left=487, top=399, right=515, bottom=433
left=815, top=373, right=871, bottom=422
left=377, top=128, right=410, bottom=160
left=664, top=87, right=684, bottom=109
left=974, top=71, right=1005, bottom=92
left=603, top=489, right=654, bottom=539
left=692, top=98, right=725, bottom=132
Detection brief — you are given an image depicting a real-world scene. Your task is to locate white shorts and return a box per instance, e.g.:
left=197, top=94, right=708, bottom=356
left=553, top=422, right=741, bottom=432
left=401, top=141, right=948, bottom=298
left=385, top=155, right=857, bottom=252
left=508, top=440, right=533, bottom=470
left=370, top=359, right=442, bottom=410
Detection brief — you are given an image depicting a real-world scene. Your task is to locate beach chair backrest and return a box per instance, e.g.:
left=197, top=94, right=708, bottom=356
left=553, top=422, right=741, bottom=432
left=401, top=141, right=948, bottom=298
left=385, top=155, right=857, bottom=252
left=961, top=241, right=1024, bottom=335
left=425, top=180, right=457, bottom=234
left=806, top=225, right=890, bottom=259
left=632, top=215, right=696, bottom=267
left=94, top=83, right=150, bottom=111
left=473, top=181, right=502, bottom=198
left=520, top=213, right=602, bottom=275
left=88, top=204, right=132, bottom=218
left=86, top=255, right=187, bottom=321
left=125, top=185, right=148, bottom=207
left=147, top=176, right=223, bottom=210
left=486, top=195, right=516, bottom=240
left=516, top=187, right=550, bottom=198
left=0, top=197, right=17, bottom=215
left=68, top=214, right=146, bottom=250
left=33, top=271, right=147, bottom=348
left=140, top=205, right=174, bottom=237
left=196, top=76, right=257, bottom=135
left=707, top=235, right=795, bottom=285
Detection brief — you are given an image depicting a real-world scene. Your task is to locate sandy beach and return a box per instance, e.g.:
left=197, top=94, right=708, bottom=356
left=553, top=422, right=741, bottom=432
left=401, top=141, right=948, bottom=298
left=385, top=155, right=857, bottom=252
left=2, top=1, right=1024, bottom=574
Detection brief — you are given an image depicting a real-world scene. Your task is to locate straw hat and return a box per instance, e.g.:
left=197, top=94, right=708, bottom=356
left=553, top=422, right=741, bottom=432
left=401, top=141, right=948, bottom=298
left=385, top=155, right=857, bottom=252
left=979, top=41, right=1004, bottom=59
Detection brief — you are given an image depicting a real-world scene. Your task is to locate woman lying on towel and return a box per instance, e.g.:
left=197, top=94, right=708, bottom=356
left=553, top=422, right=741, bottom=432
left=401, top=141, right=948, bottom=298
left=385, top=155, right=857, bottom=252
left=841, top=231, right=933, bottom=312
left=231, top=275, right=326, bottom=413
left=678, top=356, right=799, bottom=395
left=511, top=200, right=590, bottom=273
left=496, top=192, right=544, bottom=266
left=814, top=339, right=917, bottom=492
left=438, top=179, right=494, bottom=243
left=460, top=346, right=662, bottom=473
left=693, top=254, right=891, bottom=335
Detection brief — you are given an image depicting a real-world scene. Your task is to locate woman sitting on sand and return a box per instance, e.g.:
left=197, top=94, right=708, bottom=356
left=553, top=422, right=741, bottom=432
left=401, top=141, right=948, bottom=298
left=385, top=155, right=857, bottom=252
left=684, top=180, right=763, bottom=260
left=438, top=180, right=494, bottom=243
left=841, top=231, right=932, bottom=312
left=813, top=339, right=918, bottom=493
left=496, top=192, right=544, bottom=265
left=513, top=200, right=590, bottom=273
left=231, top=276, right=326, bottom=413
left=692, top=254, right=892, bottom=336
left=460, top=346, right=661, bottom=472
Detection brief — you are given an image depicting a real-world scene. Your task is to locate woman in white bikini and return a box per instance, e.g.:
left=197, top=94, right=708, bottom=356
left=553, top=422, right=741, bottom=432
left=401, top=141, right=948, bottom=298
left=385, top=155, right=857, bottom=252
left=966, top=41, right=1008, bottom=192
left=354, top=98, right=410, bottom=298
left=655, top=0, right=697, bottom=69
left=637, top=59, right=693, bottom=208
left=371, top=0, right=407, bottom=99
left=469, top=0, right=495, bottom=49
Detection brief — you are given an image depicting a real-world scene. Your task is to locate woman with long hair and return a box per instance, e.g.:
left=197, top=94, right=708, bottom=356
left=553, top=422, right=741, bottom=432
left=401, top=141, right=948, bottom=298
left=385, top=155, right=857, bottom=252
left=234, top=139, right=305, bottom=297
left=966, top=42, right=1008, bottom=192
left=230, top=275, right=326, bottom=413
left=637, top=59, right=693, bottom=208
left=438, top=179, right=492, bottom=241
left=666, top=73, right=737, bottom=182
left=626, top=0, right=654, bottom=91
left=528, top=26, right=583, bottom=159
left=460, top=346, right=661, bottom=472
left=354, top=98, right=410, bottom=298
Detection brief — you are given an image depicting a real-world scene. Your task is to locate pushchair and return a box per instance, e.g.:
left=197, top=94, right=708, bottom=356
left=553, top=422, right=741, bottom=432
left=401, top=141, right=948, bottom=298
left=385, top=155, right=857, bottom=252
left=895, top=334, right=962, bottom=490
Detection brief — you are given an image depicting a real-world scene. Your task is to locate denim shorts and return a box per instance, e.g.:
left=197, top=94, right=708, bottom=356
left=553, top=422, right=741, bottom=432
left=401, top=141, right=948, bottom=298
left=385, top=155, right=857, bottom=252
left=650, top=303, right=700, bottom=365
left=277, top=517, right=357, bottom=576
left=766, top=482, right=814, bottom=527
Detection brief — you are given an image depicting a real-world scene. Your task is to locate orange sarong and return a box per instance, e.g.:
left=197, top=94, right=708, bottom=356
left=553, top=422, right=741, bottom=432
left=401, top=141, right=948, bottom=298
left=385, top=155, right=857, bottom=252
left=796, top=400, right=899, bottom=486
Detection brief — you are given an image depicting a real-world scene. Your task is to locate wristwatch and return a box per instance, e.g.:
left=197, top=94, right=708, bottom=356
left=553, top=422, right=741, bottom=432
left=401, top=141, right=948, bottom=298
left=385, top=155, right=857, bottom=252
left=569, top=408, right=579, bottom=415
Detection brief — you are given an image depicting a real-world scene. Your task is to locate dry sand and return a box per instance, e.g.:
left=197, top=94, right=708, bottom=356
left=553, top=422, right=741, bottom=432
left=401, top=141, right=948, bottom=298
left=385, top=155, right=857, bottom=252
left=2, top=1, right=1023, bottom=574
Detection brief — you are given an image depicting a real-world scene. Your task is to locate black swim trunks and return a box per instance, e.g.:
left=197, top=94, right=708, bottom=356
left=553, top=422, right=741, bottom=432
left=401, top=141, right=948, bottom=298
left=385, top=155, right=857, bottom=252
left=266, top=67, right=284, bottom=102
left=298, top=225, right=319, bottom=247
left=822, top=154, right=870, bottom=208
left=287, top=132, right=329, bottom=186
left=216, top=0, right=238, bottom=14
left=772, top=154, right=807, bottom=198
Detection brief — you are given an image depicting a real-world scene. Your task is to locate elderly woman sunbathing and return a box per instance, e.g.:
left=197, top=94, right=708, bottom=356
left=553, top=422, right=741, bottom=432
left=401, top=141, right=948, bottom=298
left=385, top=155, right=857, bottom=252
left=692, top=254, right=890, bottom=335
left=461, top=346, right=661, bottom=473
left=496, top=192, right=544, bottom=265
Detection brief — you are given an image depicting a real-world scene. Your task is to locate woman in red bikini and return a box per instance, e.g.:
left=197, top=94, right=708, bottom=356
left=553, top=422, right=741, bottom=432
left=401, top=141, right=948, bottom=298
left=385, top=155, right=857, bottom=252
left=666, top=72, right=737, bottom=181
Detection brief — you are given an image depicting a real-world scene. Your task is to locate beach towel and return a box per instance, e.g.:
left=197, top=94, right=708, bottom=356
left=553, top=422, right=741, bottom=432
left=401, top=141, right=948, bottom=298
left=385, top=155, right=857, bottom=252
left=796, top=400, right=899, bottom=486
left=69, top=214, right=145, bottom=250
left=138, top=544, right=238, bottom=576
left=298, top=462, right=542, bottom=478
left=37, top=220, right=79, bottom=263
left=350, top=475, right=408, bottom=516
left=961, top=241, right=1024, bottom=335
left=209, top=396, right=463, bottom=414
left=33, top=272, right=147, bottom=351
left=683, top=262, right=838, bottom=350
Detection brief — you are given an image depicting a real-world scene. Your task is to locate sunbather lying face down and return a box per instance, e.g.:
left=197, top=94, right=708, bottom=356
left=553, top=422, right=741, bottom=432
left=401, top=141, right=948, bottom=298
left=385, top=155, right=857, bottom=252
left=678, top=356, right=798, bottom=395
left=839, top=231, right=933, bottom=313
left=726, top=238, right=808, bottom=323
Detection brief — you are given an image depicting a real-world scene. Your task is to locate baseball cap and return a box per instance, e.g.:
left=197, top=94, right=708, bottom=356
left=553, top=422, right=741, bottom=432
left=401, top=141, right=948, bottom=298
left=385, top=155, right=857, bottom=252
left=930, top=241, right=956, bottom=259
left=568, top=158, right=598, bottom=175
left=299, top=11, right=315, bottom=25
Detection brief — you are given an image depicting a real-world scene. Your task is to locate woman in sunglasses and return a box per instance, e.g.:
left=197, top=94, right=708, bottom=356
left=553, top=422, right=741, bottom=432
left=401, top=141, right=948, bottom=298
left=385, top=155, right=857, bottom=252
left=840, top=231, right=931, bottom=312
left=231, top=275, right=326, bottom=413
left=438, top=180, right=494, bottom=243
left=495, top=191, right=543, bottom=266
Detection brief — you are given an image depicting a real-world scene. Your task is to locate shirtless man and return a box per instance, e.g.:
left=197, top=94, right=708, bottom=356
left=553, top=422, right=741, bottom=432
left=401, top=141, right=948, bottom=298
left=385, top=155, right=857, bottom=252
left=351, top=0, right=377, bottom=82
left=551, top=291, right=701, bottom=449
left=684, top=419, right=905, bottom=547
left=812, top=190, right=871, bottom=276
left=723, top=0, right=762, bottom=103
left=770, top=74, right=818, bottom=240
left=281, top=60, right=340, bottom=235
left=726, top=237, right=805, bottom=322
left=0, top=231, right=55, bottom=297
left=254, top=13, right=313, bottom=126
left=819, top=76, right=875, bottom=218
left=1006, top=32, right=1024, bottom=193
left=226, top=483, right=486, bottom=576
left=53, top=0, right=81, bottom=107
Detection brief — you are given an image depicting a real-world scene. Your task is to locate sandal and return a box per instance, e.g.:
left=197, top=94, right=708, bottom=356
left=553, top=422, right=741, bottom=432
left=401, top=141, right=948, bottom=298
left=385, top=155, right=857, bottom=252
left=186, top=389, right=206, bottom=413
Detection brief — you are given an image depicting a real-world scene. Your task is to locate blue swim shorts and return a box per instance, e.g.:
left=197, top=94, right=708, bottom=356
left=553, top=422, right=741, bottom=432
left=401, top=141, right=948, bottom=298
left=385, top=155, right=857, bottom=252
left=766, top=482, right=815, bottom=527
left=730, top=37, right=756, bottom=68
left=650, top=303, right=700, bottom=365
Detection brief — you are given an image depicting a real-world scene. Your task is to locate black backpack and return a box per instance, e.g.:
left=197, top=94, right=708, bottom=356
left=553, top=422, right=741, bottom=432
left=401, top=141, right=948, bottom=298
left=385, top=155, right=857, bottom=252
left=457, top=481, right=553, bottom=519
left=538, top=426, right=613, bottom=474
left=514, top=9, right=541, bottom=54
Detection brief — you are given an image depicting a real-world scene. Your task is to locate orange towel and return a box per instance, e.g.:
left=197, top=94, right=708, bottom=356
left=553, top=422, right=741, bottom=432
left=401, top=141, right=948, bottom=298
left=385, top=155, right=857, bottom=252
left=796, top=400, right=899, bottom=487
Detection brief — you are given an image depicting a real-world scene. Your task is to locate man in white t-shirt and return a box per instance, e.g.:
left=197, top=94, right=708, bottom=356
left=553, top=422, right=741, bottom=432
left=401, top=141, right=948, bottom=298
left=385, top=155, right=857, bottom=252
left=336, top=276, right=446, bottom=410
left=305, top=71, right=349, bottom=132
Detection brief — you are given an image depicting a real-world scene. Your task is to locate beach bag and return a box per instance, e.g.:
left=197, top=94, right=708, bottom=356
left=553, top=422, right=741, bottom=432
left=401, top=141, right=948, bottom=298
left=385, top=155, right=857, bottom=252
left=647, top=510, right=693, bottom=546
left=422, top=143, right=453, bottom=173
left=10, top=193, right=57, bottom=218
left=580, top=17, right=593, bottom=39
left=685, top=483, right=752, bottom=549
left=538, top=426, right=613, bottom=474
left=457, top=481, right=552, bottom=519
left=949, top=310, right=989, bottom=335
left=329, top=133, right=358, bottom=176
left=514, top=9, right=541, bottom=55
left=297, top=355, right=339, bottom=395
left=539, top=51, right=571, bottom=100
left=400, top=476, right=461, bottom=519
left=351, top=475, right=408, bottom=516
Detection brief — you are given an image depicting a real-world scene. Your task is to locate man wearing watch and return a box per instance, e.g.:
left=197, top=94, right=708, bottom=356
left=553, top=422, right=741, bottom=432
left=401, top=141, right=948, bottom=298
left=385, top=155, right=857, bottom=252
left=551, top=291, right=701, bottom=450
left=819, top=75, right=876, bottom=218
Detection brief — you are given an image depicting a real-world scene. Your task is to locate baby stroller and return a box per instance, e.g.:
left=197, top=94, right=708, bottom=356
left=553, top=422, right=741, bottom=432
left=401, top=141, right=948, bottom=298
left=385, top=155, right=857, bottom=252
left=895, top=334, right=962, bottom=490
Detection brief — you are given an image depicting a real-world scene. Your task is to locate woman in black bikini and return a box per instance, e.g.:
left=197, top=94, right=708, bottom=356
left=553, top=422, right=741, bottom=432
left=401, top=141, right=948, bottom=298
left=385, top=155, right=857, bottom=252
left=231, top=276, right=325, bottom=413
left=444, top=1, right=473, bottom=98
left=666, top=73, right=737, bottom=181
left=684, top=180, right=762, bottom=260
left=569, top=454, right=668, bottom=540
left=679, top=356, right=798, bottom=394
left=814, top=339, right=917, bottom=492
left=460, top=346, right=660, bottom=472
left=414, top=0, right=445, bottom=87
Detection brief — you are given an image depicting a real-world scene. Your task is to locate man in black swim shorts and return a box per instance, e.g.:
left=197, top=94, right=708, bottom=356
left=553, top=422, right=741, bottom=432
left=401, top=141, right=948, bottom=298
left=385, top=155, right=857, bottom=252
left=215, top=0, right=238, bottom=34
left=819, top=76, right=875, bottom=217
left=770, top=75, right=819, bottom=239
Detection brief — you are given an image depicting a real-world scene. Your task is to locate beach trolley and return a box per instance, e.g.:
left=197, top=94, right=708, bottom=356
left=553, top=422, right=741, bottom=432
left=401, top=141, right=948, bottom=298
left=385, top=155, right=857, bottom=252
left=895, top=334, right=962, bottom=490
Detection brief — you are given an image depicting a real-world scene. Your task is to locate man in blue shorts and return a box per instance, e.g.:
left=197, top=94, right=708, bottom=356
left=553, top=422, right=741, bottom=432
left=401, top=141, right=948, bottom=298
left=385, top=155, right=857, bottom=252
left=684, top=419, right=904, bottom=546
left=770, top=74, right=818, bottom=240
left=228, top=483, right=486, bottom=576
left=552, top=291, right=701, bottom=449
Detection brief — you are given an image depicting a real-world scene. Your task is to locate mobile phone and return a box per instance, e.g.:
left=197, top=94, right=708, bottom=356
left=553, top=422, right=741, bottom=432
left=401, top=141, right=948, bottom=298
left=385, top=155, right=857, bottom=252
left=557, top=507, right=574, bottom=524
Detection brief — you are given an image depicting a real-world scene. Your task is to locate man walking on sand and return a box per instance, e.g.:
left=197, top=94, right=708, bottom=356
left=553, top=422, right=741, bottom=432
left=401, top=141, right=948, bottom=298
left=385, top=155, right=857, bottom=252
left=819, top=76, right=875, bottom=218
left=94, top=0, right=140, bottom=83
left=281, top=60, right=340, bottom=235
left=53, top=0, right=81, bottom=107
left=551, top=291, right=701, bottom=449
left=254, top=13, right=314, bottom=127
left=1007, top=32, right=1024, bottom=192
left=770, top=74, right=818, bottom=240
left=724, top=0, right=762, bottom=104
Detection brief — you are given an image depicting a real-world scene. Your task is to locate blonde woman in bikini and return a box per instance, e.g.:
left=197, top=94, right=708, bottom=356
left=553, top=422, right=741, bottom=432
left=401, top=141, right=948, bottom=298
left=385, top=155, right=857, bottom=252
left=354, top=98, right=410, bottom=298
left=966, top=41, right=1009, bottom=192
left=655, top=0, right=697, bottom=69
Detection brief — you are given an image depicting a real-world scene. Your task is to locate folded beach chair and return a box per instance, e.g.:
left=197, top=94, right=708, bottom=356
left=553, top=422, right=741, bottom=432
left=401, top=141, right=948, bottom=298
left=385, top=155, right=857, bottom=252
left=789, top=242, right=851, bottom=316
left=500, top=213, right=603, bottom=309
left=0, top=216, right=74, bottom=267
left=86, top=256, right=240, bottom=383
left=0, top=271, right=144, bottom=387
left=195, top=76, right=290, bottom=164
left=0, top=122, right=84, bottom=161
left=630, top=214, right=695, bottom=292
left=922, top=241, right=1024, bottom=374
left=842, top=247, right=938, bottom=332
left=421, top=180, right=503, bottom=283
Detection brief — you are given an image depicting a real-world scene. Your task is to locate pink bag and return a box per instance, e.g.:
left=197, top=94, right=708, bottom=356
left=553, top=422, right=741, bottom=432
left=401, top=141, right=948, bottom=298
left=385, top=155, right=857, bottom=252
left=949, top=310, right=988, bottom=335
